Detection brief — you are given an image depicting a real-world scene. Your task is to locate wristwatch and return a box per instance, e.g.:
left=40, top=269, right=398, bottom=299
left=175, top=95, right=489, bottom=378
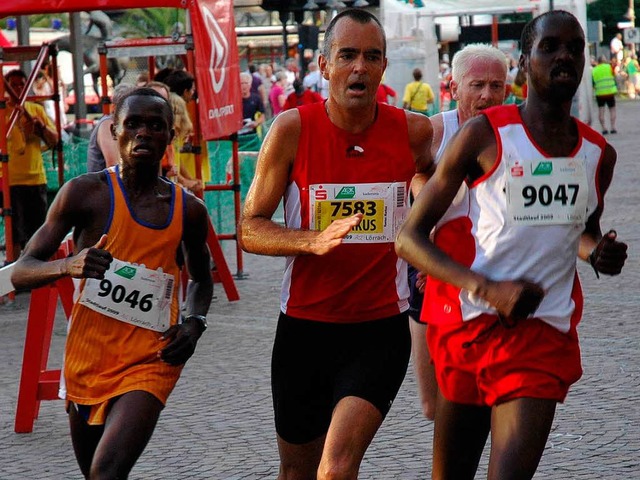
left=184, top=314, right=208, bottom=332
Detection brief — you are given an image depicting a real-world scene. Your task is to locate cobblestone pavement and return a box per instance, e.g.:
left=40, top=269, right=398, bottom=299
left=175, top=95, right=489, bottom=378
left=0, top=100, right=639, bottom=479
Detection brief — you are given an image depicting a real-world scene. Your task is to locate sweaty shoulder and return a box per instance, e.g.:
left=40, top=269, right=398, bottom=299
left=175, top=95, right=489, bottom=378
left=61, top=173, right=111, bottom=223
left=268, top=108, right=302, bottom=138
left=405, top=109, right=433, bottom=147
left=182, top=188, right=209, bottom=225
left=404, top=109, right=434, bottom=170
left=62, top=171, right=110, bottom=204
left=260, top=108, right=302, bottom=168
left=433, top=113, right=494, bottom=177
left=455, top=113, right=497, bottom=176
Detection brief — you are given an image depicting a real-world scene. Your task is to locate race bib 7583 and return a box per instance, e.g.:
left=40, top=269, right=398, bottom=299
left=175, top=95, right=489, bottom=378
left=309, top=182, right=407, bottom=243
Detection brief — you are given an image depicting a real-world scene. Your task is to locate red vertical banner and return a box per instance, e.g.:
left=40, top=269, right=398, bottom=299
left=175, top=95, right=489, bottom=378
left=190, top=0, right=242, bottom=140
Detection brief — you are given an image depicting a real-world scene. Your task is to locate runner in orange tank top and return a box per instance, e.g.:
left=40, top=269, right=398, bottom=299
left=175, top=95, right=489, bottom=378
left=12, top=87, right=213, bottom=479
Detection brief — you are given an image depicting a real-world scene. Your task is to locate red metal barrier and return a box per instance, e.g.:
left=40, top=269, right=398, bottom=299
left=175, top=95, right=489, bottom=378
left=15, top=220, right=238, bottom=433
left=14, top=239, right=74, bottom=433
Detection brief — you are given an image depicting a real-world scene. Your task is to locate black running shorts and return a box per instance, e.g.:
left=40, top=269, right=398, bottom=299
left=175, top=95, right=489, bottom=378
left=271, top=311, right=411, bottom=444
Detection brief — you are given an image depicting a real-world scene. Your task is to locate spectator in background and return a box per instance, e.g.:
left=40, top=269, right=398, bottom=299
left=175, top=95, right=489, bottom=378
left=302, top=61, right=323, bottom=93
left=269, top=71, right=288, bottom=117
left=318, top=76, right=330, bottom=99
left=33, top=68, right=69, bottom=130
left=168, top=92, right=203, bottom=193
left=87, top=83, right=135, bottom=173
left=511, top=67, right=528, bottom=105
left=592, top=55, right=618, bottom=134
left=135, top=72, right=149, bottom=86
left=240, top=72, right=266, bottom=135
left=505, top=55, right=518, bottom=83
left=248, top=64, right=266, bottom=100
left=439, top=61, right=454, bottom=111
left=2, top=69, right=58, bottom=259
left=164, top=69, right=195, bottom=105
left=625, top=54, right=640, bottom=99
left=376, top=80, right=397, bottom=105
left=259, top=63, right=275, bottom=118
left=610, top=33, right=624, bottom=62
left=402, top=68, right=435, bottom=115
left=163, top=69, right=211, bottom=189
left=283, top=78, right=323, bottom=111
left=153, top=67, right=174, bottom=85
left=284, top=57, right=299, bottom=90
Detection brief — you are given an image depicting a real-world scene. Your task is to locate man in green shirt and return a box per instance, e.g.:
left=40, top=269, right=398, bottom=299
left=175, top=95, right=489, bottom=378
left=592, top=55, right=618, bottom=134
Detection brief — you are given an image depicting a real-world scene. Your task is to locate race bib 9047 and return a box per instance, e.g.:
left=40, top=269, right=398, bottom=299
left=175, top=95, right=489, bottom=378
left=506, top=157, right=588, bottom=226
left=79, top=258, right=174, bottom=332
left=309, top=182, right=407, bottom=243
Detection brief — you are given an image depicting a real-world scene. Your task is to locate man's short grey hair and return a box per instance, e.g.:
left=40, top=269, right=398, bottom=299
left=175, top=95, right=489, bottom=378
left=240, top=72, right=252, bottom=82
left=451, top=44, right=508, bottom=83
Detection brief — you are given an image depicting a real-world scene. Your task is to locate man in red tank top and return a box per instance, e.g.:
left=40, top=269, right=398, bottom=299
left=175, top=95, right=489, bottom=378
left=12, top=87, right=213, bottom=479
left=240, top=9, right=434, bottom=480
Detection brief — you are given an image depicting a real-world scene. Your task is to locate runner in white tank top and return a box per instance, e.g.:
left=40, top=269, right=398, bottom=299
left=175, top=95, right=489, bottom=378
left=397, top=12, right=627, bottom=480
left=406, top=44, right=510, bottom=421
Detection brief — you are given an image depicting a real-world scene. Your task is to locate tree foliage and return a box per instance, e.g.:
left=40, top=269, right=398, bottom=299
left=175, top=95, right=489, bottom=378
left=110, top=8, right=186, bottom=38
left=587, top=0, right=638, bottom=46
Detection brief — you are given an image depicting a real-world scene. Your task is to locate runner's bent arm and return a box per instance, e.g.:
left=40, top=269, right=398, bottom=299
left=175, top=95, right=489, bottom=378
left=181, top=194, right=214, bottom=319
left=396, top=116, right=544, bottom=320
left=239, top=109, right=362, bottom=257
left=11, top=176, right=112, bottom=290
left=578, top=144, right=627, bottom=275
left=159, top=193, right=213, bottom=366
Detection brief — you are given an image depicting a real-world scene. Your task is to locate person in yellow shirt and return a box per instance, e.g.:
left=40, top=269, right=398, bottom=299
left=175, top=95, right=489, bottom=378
left=402, top=68, right=435, bottom=115
left=3, top=69, right=58, bottom=259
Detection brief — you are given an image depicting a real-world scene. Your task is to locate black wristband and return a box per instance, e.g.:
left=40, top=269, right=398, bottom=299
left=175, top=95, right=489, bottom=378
left=588, top=249, right=600, bottom=279
left=184, top=314, right=208, bottom=332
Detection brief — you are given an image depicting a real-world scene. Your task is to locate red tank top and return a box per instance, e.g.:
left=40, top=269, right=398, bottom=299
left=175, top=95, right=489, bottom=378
left=281, top=102, right=415, bottom=323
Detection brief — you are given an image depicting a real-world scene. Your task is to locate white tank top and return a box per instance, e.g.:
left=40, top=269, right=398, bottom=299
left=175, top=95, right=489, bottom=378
left=457, top=106, right=604, bottom=332
left=435, top=109, right=469, bottom=227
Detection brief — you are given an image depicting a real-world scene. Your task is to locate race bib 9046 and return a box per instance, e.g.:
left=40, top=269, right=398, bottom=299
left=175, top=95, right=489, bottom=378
left=506, top=157, right=588, bottom=226
left=79, top=258, right=174, bottom=332
left=309, top=182, right=407, bottom=243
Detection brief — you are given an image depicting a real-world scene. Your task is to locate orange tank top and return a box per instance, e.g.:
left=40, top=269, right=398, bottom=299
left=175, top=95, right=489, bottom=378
left=63, top=166, right=184, bottom=407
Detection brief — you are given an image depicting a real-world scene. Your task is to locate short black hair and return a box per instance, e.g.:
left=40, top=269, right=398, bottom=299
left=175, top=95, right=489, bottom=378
left=322, top=8, right=386, bottom=59
left=153, top=67, right=174, bottom=84
left=113, top=87, right=174, bottom=128
left=4, top=69, right=26, bottom=82
left=520, top=10, right=578, bottom=56
left=163, top=70, right=195, bottom=97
